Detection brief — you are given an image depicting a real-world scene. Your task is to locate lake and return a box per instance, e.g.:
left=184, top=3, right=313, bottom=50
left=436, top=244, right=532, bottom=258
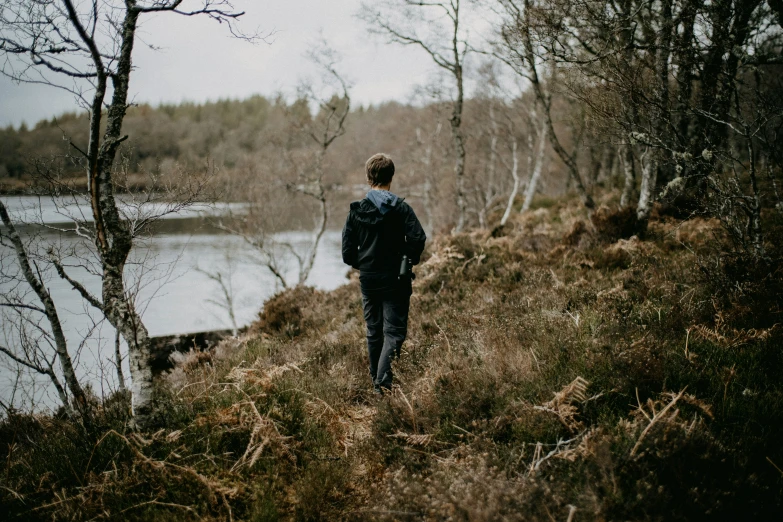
left=0, top=196, right=349, bottom=410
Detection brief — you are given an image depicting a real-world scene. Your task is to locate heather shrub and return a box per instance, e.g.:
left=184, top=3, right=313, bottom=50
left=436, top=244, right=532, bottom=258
left=591, top=205, right=640, bottom=242
left=562, top=219, right=588, bottom=246
left=3, top=197, right=781, bottom=519
left=256, top=287, right=309, bottom=337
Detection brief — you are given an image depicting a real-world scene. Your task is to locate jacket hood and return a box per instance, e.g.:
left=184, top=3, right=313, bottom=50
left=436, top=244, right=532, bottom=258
left=366, top=189, right=399, bottom=215
left=350, top=196, right=406, bottom=226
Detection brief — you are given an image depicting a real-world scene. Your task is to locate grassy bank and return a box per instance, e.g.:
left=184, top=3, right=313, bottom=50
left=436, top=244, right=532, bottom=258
left=2, top=195, right=782, bottom=520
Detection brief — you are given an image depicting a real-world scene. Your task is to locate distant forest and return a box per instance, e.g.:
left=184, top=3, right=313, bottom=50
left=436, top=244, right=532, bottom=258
left=2, top=0, right=781, bottom=242
left=0, top=92, right=597, bottom=232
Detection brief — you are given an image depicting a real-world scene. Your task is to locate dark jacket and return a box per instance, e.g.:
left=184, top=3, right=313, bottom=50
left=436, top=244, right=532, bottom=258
left=342, top=197, right=426, bottom=293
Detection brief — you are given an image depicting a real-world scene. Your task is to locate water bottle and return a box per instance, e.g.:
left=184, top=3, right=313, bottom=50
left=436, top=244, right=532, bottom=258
left=398, top=255, right=411, bottom=280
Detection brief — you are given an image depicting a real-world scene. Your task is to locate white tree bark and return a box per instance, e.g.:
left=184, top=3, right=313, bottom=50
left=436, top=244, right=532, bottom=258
left=521, top=117, right=549, bottom=212
left=416, top=123, right=442, bottom=233
left=479, top=104, right=500, bottom=229
left=636, top=149, right=657, bottom=221
left=0, top=201, right=88, bottom=415
left=620, top=143, right=636, bottom=207
left=636, top=0, right=673, bottom=223
left=1, top=0, right=251, bottom=428
left=115, top=329, right=127, bottom=392
left=361, top=0, right=469, bottom=231
left=488, top=106, right=500, bottom=216
left=500, top=140, right=520, bottom=226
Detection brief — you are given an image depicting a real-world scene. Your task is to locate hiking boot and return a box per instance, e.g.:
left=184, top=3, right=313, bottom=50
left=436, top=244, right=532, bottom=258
left=374, top=384, right=394, bottom=397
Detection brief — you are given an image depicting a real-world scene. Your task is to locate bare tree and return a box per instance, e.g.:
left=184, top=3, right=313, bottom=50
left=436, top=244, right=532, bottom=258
left=465, top=60, right=547, bottom=227
left=520, top=106, right=548, bottom=212
left=492, top=0, right=781, bottom=252
left=196, top=252, right=239, bottom=336
left=474, top=96, right=532, bottom=228
left=498, top=138, right=520, bottom=226
left=476, top=101, right=504, bottom=228
left=0, top=0, right=255, bottom=428
left=471, top=60, right=520, bottom=230
left=635, top=0, right=674, bottom=223
left=361, top=0, right=471, bottom=231
left=0, top=201, right=88, bottom=416
left=286, top=45, right=350, bottom=284
left=493, top=0, right=595, bottom=209
left=413, top=121, right=443, bottom=233
left=219, top=42, right=350, bottom=289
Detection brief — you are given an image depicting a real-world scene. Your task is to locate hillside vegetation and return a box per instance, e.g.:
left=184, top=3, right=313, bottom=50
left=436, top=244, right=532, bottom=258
left=0, top=94, right=577, bottom=234
left=2, top=194, right=781, bottom=520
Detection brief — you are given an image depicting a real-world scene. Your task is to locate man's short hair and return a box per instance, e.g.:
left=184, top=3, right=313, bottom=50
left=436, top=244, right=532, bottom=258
left=365, top=153, right=395, bottom=186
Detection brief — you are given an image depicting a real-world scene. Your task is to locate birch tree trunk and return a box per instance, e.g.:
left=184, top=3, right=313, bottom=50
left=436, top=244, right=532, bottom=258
left=516, top=0, right=594, bottom=209
left=620, top=143, right=636, bottom=207
left=745, top=125, right=765, bottom=258
left=0, top=201, right=88, bottom=416
left=451, top=61, right=468, bottom=232
left=60, top=1, right=155, bottom=427
left=115, top=330, right=127, bottom=393
left=361, top=0, right=469, bottom=231
left=479, top=104, right=500, bottom=229
left=95, top=7, right=156, bottom=427
left=299, top=150, right=329, bottom=286
left=416, top=124, right=441, bottom=233
left=500, top=140, right=520, bottom=226
left=618, top=0, right=638, bottom=210
left=1, top=0, right=251, bottom=428
left=521, top=117, right=549, bottom=212
left=636, top=0, right=673, bottom=224
left=636, top=150, right=657, bottom=222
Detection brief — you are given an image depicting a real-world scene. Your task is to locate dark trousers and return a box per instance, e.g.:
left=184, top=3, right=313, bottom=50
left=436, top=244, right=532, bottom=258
left=361, top=286, right=410, bottom=390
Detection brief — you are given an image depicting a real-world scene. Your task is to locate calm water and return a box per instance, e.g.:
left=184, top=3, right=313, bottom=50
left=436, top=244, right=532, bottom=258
left=0, top=196, right=349, bottom=410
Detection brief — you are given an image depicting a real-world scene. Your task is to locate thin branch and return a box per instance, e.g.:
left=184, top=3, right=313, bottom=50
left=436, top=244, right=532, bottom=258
left=51, top=258, right=104, bottom=312
left=0, top=345, right=47, bottom=375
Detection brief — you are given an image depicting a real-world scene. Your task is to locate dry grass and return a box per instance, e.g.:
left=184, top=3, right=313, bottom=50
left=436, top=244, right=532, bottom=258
left=2, top=195, right=782, bottom=520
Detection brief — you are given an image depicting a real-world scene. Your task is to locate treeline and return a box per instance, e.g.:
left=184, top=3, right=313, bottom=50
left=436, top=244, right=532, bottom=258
left=492, top=0, right=783, bottom=256
left=3, top=0, right=782, bottom=249
left=0, top=92, right=599, bottom=231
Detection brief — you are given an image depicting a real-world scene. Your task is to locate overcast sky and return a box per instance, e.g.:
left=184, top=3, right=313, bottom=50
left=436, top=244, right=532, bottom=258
left=0, top=0, right=462, bottom=128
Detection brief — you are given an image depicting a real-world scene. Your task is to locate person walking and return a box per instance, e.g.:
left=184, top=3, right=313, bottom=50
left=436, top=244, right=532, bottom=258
left=342, top=153, right=426, bottom=394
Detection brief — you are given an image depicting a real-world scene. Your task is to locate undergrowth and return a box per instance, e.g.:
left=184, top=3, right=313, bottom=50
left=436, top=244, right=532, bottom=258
left=2, top=195, right=782, bottom=520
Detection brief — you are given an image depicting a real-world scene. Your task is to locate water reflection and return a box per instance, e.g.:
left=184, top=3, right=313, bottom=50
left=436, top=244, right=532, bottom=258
left=0, top=197, right=349, bottom=410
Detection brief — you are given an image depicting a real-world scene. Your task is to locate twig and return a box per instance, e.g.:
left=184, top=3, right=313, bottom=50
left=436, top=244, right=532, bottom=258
left=767, top=456, right=783, bottom=477
left=88, top=498, right=196, bottom=520
left=434, top=320, right=452, bottom=352
left=630, top=388, right=687, bottom=456
left=397, top=388, right=418, bottom=434
left=451, top=423, right=476, bottom=438
left=458, top=253, right=485, bottom=274
left=635, top=388, right=651, bottom=421
left=528, top=431, right=587, bottom=475
left=529, top=347, right=540, bottom=371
